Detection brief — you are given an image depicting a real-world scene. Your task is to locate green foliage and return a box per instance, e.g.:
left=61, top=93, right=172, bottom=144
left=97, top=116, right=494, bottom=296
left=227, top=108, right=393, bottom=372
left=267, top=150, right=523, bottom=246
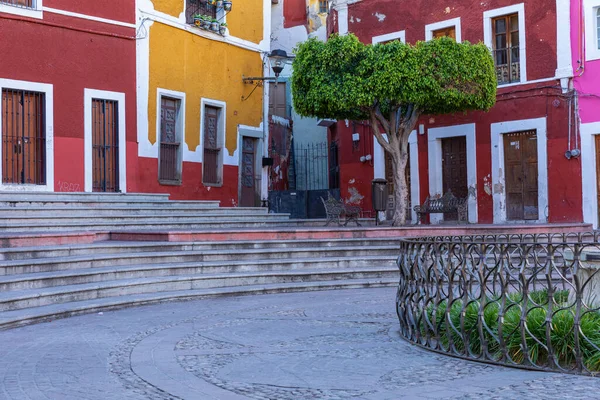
left=291, top=34, right=497, bottom=120
left=418, top=289, right=600, bottom=370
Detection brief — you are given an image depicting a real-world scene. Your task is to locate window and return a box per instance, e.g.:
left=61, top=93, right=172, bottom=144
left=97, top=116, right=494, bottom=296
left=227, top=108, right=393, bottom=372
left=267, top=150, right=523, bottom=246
left=159, top=96, right=183, bottom=184
left=425, top=18, right=461, bottom=42
left=268, top=82, right=287, bottom=118
left=492, top=13, right=520, bottom=85
left=0, top=0, right=41, bottom=18
left=0, top=0, right=33, bottom=8
left=584, top=1, right=600, bottom=60
left=432, top=26, right=456, bottom=40
left=597, top=7, right=600, bottom=50
left=202, top=104, right=224, bottom=185
left=185, top=0, right=216, bottom=24
left=1, top=88, right=46, bottom=185
left=319, top=0, right=328, bottom=13
left=372, top=31, right=406, bottom=44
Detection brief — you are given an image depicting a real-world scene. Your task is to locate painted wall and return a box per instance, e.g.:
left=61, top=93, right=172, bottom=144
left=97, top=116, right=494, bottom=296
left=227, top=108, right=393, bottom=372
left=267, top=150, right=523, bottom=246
left=572, top=0, right=600, bottom=226
left=0, top=2, right=137, bottom=192
left=135, top=0, right=267, bottom=204
left=328, top=0, right=582, bottom=223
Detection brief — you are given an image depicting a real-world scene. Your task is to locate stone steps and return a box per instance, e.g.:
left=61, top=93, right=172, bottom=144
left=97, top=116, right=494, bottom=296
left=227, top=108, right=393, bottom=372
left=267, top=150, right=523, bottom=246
left=0, top=247, right=398, bottom=275
left=0, top=206, right=268, bottom=216
left=0, top=238, right=400, bottom=260
left=0, top=278, right=397, bottom=330
left=0, top=266, right=397, bottom=312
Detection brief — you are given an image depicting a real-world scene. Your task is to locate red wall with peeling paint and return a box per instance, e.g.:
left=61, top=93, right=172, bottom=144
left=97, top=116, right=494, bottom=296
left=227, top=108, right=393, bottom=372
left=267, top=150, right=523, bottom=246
left=329, top=0, right=582, bottom=223
left=0, top=4, right=136, bottom=193
left=284, top=0, right=307, bottom=29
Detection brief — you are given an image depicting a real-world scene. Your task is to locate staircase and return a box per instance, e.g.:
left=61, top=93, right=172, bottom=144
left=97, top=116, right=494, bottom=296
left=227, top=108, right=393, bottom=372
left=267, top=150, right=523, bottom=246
left=0, top=192, right=400, bottom=329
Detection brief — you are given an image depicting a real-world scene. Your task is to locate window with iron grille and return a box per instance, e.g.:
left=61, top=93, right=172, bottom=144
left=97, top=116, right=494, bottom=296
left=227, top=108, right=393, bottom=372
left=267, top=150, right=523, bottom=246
left=185, top=0, right=216, bottom=23
left=492, top=13, right=520, bottom=85
left=1, top=88, right=46, bottom=185
left=319, top=0, right=328, bottom=13
left=0, top=0, right=34, bottom=8
left=159, top=96, right=183, bottom=185
left=202, top=105, right=223, bottom=185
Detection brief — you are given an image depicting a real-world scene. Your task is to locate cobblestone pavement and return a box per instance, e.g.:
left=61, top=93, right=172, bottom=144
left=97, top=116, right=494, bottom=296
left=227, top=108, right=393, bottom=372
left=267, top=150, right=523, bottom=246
left=1, top=288, right=600, bottom=399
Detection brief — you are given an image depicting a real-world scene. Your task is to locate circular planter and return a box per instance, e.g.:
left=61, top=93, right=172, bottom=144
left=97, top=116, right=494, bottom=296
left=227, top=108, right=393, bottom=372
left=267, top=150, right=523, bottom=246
left=210, top=21, right=219, bottom=31
left=223, top=1, right=232, bottom=11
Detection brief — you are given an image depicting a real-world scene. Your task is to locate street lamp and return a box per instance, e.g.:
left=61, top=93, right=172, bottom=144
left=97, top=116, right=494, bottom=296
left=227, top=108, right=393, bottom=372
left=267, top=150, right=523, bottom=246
left=242, top=49, right=292, bottom=85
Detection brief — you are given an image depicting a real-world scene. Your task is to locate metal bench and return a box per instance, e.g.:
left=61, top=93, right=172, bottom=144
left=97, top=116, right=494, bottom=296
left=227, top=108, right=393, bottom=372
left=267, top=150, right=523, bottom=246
left=414, top=191, right=468, bottom=224
left=320, top=194, right=362, bottom=227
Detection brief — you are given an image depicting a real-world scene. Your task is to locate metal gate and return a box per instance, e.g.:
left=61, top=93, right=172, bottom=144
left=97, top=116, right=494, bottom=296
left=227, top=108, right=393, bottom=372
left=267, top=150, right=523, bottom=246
left=1, top=88, right=46, bottom=185
left=92, top=99, right=119, bottom=192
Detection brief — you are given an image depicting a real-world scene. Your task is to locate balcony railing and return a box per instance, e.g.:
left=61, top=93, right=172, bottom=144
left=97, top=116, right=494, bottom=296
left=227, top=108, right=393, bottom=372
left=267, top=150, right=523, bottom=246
left=493, top=46, right=520, bottom=84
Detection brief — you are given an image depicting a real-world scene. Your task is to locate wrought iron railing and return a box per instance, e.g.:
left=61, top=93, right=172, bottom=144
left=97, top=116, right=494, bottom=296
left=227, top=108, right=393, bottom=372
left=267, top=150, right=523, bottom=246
left=396, top=232, right=600, bottom=376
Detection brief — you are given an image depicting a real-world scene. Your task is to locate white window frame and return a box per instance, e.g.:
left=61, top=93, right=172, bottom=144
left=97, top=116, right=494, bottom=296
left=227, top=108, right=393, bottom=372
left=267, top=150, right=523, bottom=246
left=0, top=0, right=42, bottom=19
left=584, top=0, right=600, bottom=61
left=200, top=97, right=226, bottom=187
left=427, top=123, right=478, bottom=224
left=483, top=3, right=527, bottom=86
left=372, top=30, right=405, bottom=44
left=0, top=78, right=54, bottom=192
left=490, top=117, right=548, bottom=224
left=84, top=89, right=127, bottom=193
left=425, top=17, right=462, bottom=42
left=156, top=88, right=185, bottom=185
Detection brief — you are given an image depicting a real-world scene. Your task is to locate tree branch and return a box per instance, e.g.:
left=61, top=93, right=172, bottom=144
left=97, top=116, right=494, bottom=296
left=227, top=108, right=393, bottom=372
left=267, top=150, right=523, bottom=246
left=369, top=111, right=393, bottom=154
left=373, top=103, right=391, bottom=134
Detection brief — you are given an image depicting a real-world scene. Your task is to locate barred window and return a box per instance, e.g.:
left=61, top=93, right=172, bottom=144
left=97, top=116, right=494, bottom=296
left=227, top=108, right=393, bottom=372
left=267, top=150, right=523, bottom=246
left=492, top=13, right=520, bottom=85
left=0, top=0, right=34, bottom=8
left=186, top=0, right=216, bottom=24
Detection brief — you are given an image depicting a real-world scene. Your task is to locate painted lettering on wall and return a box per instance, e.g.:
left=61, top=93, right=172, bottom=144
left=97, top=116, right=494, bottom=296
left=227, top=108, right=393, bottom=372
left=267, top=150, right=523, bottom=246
left=57, top=181, right=81, bottom=192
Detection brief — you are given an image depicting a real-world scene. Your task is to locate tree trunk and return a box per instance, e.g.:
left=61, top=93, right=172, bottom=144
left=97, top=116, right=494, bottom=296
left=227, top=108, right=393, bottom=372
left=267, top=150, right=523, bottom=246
left=389, top=138, right=410, bottom=226
left=368, top=104, right=420, bottom=226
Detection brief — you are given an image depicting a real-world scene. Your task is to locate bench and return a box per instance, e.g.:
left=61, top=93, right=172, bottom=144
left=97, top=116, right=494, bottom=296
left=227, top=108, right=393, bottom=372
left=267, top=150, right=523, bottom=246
left=414, top=191, right=468, bottom=224
left=320, top=194, right=362, bottom=227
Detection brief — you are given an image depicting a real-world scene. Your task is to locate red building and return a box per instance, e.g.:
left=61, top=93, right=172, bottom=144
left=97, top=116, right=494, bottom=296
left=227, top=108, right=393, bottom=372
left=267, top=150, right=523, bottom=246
left=327, top=0, right=580, bottom=224
left=0, top=0, right=136, bottom=194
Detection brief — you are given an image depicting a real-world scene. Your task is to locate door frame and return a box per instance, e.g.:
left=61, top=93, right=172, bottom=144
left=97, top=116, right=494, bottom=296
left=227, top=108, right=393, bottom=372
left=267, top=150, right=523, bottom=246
left=581, top=122, right=600, bottom=228
left=0, top=78, right=54, bottom=192
left=491, top=117, right=548, bottom=223
left=237, top=126, right=262, bottom=207
left=84, top=89, right=127, bottom=193
left=427, top=123, right=478, bottom=224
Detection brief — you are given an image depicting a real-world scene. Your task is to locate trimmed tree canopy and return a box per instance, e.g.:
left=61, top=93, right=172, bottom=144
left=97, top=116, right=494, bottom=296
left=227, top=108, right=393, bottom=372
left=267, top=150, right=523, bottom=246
left=291, top=33, right=497, bottom=120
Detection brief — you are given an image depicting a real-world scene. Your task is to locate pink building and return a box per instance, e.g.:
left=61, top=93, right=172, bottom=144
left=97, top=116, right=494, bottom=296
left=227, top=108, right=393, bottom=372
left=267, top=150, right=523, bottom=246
left=575, top=0, right=600, bottom=227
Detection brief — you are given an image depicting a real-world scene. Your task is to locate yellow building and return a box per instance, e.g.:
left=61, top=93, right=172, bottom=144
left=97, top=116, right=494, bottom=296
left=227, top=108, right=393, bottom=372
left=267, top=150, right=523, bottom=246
left=135, top=0, right=269, bottom=206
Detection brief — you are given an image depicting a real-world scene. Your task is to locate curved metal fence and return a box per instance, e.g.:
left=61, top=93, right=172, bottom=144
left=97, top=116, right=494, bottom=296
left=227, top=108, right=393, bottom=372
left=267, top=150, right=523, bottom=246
left=396, top=232, right=600, bottom=376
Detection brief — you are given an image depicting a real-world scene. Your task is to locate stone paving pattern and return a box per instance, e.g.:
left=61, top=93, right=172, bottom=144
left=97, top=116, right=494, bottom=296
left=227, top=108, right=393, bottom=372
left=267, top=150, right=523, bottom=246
left=1, top=288, right=600, bottom=399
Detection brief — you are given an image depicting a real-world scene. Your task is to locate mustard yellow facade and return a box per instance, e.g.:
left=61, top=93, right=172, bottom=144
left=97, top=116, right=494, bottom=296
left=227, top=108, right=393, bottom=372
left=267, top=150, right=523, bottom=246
left=149, top=0, right=264, bottom=154
left=136, top=0, right=267, bottom=203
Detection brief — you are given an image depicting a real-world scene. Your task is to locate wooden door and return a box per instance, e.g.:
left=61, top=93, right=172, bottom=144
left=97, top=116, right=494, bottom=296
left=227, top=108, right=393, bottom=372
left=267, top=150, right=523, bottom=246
left=240, top=137, right=258, bottom=207
left=1, top=89, right=45, bottom=185
left=268, top=82, right=287, bottom=118
left=504, top=130, right=538, bottom=220
left=441, top=136, right=467, bottom=221
left=92, top=99, right=119, bottom=192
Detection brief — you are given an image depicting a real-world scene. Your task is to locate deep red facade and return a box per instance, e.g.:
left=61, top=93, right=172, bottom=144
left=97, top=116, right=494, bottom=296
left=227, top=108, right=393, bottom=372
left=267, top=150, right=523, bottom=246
left=329, top=0, right=582, bottom=224
left=0, top=0, right=137, bottom=193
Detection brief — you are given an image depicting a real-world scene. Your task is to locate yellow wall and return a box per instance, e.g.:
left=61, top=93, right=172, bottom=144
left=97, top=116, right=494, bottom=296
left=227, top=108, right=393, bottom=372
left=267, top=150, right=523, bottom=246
left=153, top=0, right=264, bottom=45
left=154, top=0, right=183, bottom=18
left=148, top=23, right=264, bottom=154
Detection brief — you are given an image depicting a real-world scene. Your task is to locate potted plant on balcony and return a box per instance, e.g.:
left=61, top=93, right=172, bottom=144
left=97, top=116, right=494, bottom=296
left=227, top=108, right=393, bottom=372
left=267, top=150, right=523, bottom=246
left=210, top=18, right=220, bottom=32
left=219, top=22, right=227, bottom=35
left=193, top=13, right=203, bottom=27
left=223, top=1, right=232, bottom=11
left=216, top=0, right=223, bottom=7
left=207, top=0, right=216, bottom=5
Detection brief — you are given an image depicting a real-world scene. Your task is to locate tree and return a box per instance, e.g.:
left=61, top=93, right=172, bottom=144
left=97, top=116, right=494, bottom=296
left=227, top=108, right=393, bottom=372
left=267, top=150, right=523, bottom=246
left=291, top=34, right=497, bottom=225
